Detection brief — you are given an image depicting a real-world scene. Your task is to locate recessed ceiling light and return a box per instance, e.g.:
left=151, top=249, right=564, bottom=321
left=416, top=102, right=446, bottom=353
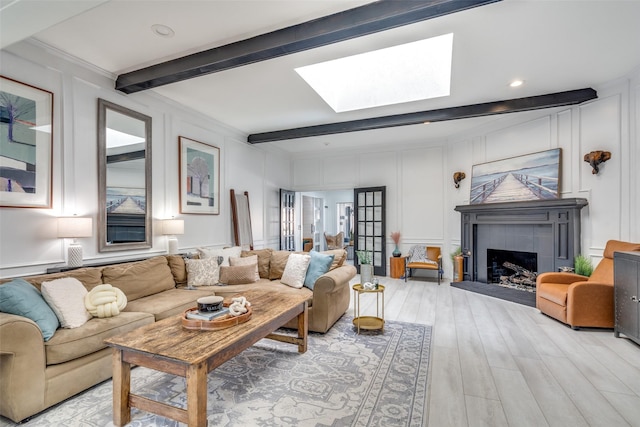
left=509, top=79, right=524, bottom=88
left=151, top=24, right=175, bottom=38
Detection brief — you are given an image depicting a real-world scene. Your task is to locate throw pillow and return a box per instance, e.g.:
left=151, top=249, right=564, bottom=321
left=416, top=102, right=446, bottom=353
left=0, top=278, right=59, bottom=341
left=185, top=257, right=220, bottom=286
left=269, top=250, right=293, bottom=280
left=229, top=255, right=259, bottom=281
left=197, top=246, right=242, bottom=282
left=322, top=249, right=347, bottom=270
left=219, top=264, right=258, bottom=285
left=280, top=253, right=311, bottom=289
left=41, top=277, right=92, bottom=328
left=241, top=248, right=273, bottom=278
left=84, top=284, right=128, bottom=318
left=304, top=251, right=335, bottom=290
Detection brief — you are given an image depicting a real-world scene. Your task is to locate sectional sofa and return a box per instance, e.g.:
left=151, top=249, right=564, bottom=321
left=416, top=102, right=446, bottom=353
left=0, top=248, right=355, bottom=422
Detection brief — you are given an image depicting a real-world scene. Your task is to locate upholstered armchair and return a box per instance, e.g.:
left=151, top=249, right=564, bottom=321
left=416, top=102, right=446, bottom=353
left=405, top=245, right=443, bottom=284
left=536, top=240, right=640, bottom=329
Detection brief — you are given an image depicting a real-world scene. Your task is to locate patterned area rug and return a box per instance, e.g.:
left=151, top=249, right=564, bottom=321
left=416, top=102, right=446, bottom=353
left=2, top=317, right=431, bottom=427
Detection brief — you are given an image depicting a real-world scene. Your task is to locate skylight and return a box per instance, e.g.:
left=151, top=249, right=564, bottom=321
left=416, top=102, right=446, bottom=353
left=295, top=33, right=453, bottom=113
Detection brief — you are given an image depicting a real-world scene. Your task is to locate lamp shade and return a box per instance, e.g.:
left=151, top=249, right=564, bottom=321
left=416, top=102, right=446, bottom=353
left=58, top=217, right=93, bottom=238
left=162, top=219, right=184, bottom=235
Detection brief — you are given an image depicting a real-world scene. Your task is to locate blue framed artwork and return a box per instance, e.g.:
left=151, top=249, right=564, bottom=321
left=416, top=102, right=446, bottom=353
left=0, top=76, right=53, bottom=208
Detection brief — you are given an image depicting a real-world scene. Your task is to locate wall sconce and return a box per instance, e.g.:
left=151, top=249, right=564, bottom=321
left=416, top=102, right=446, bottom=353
left=162, top=219, right=184, bottom=254
left=584, top=150, right=611, bottom=174
left=58, top=217, right=93, bottom=267
left=453, top=171, right=466, bottom=188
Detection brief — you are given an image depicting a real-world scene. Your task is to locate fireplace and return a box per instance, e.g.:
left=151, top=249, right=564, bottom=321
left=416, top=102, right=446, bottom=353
left=455, top=198, right=587, bottom=282
left=487, top=248, right=537, bottom=290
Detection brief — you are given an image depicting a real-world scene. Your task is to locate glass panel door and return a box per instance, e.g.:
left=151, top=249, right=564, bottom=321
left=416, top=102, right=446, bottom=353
left=354, top=186, right=386, bottom=276
left=280, top=189, right=295, bottom=251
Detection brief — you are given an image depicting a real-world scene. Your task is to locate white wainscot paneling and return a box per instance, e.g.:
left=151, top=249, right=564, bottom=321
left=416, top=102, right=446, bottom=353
left=579, top=95, right=622, bottom=245
left=401, top=147, right=444, bottom=240
left=485, top=116, right=552, bottom=161
left=358, top=151, right=395, bottom=186
left=557, top=109, right=573, bottom=194
left=293, top=157, right=322, bottom=188
left=323, top=156, right=356, bottom=186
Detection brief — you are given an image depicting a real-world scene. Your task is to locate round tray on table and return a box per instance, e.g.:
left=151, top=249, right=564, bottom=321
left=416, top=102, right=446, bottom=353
left=181, top=303, right=252, bottom=331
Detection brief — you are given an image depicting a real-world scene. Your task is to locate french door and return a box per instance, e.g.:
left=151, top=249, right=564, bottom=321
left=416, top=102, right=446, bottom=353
left=279, top=189, right=295, bottom=251
left=354, top=186, right=386, bottom=276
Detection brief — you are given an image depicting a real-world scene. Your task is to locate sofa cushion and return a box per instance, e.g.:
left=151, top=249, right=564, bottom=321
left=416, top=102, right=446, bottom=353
left=229, top=255, right=259, bottom=281
left=44, top=312, right=154, bottom=365
left=198, top=246, right=242, bottom=266
left=101, top=256, right=175, bottom=302
left=166, top=255, right=188, bottom=286
left=281, top=253, right=311, bottom=289
left=219, top=264, right=258, bottom=285
left=41, top=278, right=92, bottom=328
left=241, top=248, right=273, bottom=279
left=21, top=268, right=103, bottom=292
left=123, top=288, right=217, bottom=321
left=0, top=278, right=60, bottom=341
left=304, top=251, right=334, bottom=290
left=185, top=257, right=220, bottom=286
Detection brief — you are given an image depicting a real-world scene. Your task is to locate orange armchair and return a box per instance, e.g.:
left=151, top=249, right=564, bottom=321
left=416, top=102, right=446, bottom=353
left=536, top=240, right=640, bottom=329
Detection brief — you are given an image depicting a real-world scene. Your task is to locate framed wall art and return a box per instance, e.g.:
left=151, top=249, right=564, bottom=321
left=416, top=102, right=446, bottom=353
left=470, top=148, right=561, bottom=204
left=179, top=136, right=220, bottom=214
left=0, top=76, right=53, bottom=208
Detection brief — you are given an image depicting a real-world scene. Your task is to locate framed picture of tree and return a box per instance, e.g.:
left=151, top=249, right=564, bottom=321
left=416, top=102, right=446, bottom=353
left=179, top=136, right=220, bottom=214
left=0, top=76, right=53, bottom=208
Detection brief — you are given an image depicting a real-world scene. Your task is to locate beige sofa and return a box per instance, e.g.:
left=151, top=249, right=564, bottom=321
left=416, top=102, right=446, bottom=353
left=0, top=249, right=355, bottom=423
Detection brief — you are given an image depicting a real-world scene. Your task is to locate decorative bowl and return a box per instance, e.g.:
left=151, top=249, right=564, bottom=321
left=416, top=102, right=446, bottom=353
left=197, top=296, right=224, bottom=312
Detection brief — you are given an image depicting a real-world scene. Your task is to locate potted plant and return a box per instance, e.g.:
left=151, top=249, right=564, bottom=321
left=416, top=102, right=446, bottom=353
left=356, top=250, right=374, bottom=284
left=574, top=254, right=593, bottom=277
left=390, top=231, right=401, bottom=257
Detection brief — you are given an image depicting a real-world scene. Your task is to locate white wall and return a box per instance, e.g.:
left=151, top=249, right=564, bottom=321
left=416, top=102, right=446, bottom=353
left=0, top=41, right=291, bottom=278
left=291, top=71, right=640, bottom=277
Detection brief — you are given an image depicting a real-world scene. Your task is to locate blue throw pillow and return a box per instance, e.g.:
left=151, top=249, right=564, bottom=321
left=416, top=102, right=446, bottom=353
left=0, top=278, right=60, bottom=341
left=304, top=251, right=335, bottom=290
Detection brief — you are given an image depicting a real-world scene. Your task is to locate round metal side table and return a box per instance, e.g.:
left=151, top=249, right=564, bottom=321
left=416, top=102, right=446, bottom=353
left=352, top=283, right=385, bottom=334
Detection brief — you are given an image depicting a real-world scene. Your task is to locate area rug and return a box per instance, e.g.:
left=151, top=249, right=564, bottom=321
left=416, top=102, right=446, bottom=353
left=3, top=316, right=431, bottom=427
left=451, top=281, right=536, bottom=307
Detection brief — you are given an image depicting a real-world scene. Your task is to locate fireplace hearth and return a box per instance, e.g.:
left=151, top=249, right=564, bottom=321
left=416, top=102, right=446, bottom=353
left=455, top=198, right=588, bottom=283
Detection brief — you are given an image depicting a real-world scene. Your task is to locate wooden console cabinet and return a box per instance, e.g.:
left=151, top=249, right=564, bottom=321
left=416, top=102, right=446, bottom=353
left=614, top=251, right=640, bottom=345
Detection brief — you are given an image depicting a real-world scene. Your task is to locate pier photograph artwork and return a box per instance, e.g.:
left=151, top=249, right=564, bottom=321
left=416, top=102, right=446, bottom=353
left=470, top=148, right=561, bottom=204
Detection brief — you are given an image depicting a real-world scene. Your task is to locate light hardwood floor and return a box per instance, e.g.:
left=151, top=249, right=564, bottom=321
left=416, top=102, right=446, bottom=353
left=347, top=274, right=640, bottom=427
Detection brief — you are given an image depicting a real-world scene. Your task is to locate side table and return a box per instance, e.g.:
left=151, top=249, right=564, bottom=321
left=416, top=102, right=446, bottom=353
left=352, top=283, right=385, bottom=333
left=390, top=256, right=406, bottom=279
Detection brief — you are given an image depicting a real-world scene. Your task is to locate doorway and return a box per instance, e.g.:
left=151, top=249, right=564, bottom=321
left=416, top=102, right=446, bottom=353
left=354, top=186, right=386, bottom=276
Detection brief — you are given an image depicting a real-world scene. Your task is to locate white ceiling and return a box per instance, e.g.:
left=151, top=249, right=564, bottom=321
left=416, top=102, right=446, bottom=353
left=3, top=0, right=640, bottom=154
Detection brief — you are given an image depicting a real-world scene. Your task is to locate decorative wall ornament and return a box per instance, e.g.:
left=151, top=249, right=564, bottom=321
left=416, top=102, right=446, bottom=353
left=453, top=171, right=466, bottom=188
left=0, top=76, right=53, bottom=208
left=583, top=150, right=611, bottom=175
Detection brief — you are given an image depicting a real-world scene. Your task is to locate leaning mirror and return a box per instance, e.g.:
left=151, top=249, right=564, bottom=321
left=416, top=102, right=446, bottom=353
left=97, top=98, right=152, bottom=252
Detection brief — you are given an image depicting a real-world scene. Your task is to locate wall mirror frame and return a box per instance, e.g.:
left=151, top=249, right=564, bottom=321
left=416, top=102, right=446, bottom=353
left=97, top=98, right=152, bottom=252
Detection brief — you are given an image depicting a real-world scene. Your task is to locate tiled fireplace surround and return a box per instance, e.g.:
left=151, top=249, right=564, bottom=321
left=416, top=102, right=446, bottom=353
left=455, top=198, right=588, bottom=283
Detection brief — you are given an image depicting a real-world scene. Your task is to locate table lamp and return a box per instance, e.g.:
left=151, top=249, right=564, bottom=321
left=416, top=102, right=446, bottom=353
left=58, top=217, right=93, bottom=267
left=162, top=219, right=184, bottom=254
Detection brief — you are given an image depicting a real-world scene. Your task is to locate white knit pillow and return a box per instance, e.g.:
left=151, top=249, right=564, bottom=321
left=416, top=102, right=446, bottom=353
left=41, top=277, right=92, bottom=328
left=280, top=253, right=311, bottom=289
left=185, top=257, right=220, bottom=286
left=229, top=255, right=259, bottom=281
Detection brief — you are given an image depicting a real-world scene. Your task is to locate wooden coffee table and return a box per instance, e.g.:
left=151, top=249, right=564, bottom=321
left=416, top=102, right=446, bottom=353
left=104, top=289, right=309, bottom=427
